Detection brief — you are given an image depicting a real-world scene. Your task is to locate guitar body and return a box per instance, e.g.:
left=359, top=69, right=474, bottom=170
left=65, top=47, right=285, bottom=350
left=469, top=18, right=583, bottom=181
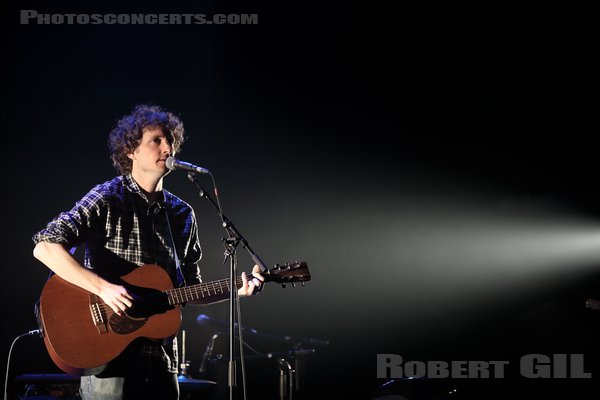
left=38, top=260, right=310, bottom=375
left=39, top=264, right=181, bottom=375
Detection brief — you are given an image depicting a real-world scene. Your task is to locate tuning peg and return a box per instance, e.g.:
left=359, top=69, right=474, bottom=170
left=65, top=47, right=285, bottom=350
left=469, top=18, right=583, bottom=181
left=301, top=282, right=305, bottom=287
left=291, top=282, right=296, bottom=288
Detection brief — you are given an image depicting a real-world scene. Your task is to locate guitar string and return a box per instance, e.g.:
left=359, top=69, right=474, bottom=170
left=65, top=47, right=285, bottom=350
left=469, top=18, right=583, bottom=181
left=95, top=268, right=302, bottom=313
left=95, top=277, right=247, bottom=313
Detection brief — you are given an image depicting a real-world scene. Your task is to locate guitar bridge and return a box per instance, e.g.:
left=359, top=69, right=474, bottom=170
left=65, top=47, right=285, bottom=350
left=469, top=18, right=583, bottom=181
left=89, top=294, right=108, bottom=334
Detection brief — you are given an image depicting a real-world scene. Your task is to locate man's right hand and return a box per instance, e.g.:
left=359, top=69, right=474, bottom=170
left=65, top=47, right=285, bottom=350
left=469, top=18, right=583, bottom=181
left=34, top=242, right=134, bottom=316
left=97, top=279, right=134, bottom=316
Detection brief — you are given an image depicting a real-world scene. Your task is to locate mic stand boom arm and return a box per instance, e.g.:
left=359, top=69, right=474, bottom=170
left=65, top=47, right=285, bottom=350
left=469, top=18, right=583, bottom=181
left=186, top=173, right=268, bottom=273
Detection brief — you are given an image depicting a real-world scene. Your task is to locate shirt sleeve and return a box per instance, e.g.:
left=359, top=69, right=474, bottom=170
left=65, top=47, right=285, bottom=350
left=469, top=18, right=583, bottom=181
left=32, top=187, right=105, bottom=249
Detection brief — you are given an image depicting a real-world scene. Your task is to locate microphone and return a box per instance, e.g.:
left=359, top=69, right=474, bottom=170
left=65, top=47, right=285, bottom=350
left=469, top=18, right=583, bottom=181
left=166, top=156, right=210, bottom=174
left=198, top=333, right=219, bottom=374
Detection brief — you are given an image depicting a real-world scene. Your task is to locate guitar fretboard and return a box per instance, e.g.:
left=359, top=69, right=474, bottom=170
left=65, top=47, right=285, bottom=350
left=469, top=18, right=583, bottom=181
left=166, top=276, right=246, bottom=305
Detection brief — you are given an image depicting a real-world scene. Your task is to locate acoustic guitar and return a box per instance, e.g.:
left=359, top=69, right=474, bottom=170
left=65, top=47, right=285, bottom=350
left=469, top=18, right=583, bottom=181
left=38, top=262, right=310, bottom=375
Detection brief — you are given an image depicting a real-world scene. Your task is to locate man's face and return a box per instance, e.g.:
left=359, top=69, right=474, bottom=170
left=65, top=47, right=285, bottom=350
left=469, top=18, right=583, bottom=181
left=127, top=127, right=173, bottom=178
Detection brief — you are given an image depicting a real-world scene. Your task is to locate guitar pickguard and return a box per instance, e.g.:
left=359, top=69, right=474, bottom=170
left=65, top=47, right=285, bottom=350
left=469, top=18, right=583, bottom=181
left=108, top=313, right=148, bottom=334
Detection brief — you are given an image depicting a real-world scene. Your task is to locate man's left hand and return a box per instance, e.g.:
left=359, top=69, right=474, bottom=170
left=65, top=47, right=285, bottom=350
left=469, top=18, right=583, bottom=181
left=238, top=265, right=264, bottom=296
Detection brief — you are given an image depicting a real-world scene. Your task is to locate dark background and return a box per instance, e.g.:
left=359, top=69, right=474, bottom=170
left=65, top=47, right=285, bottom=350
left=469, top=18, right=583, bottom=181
left=1, top=2, right=599, bottom=399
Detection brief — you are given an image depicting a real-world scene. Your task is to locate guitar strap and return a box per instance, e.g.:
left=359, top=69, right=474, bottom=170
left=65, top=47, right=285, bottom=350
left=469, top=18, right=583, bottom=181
left=164, top=208, right=186, bottom=287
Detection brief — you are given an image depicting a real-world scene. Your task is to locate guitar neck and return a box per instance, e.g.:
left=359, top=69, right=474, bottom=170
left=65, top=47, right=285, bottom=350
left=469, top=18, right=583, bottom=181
left=164, top=261, right=310, bottom=305
left=165, top=275, right=266, bottom=305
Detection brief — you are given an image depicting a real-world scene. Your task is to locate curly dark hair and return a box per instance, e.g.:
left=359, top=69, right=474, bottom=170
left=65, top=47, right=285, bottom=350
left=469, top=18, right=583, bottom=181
left=108, top=104, right=185, bottom=175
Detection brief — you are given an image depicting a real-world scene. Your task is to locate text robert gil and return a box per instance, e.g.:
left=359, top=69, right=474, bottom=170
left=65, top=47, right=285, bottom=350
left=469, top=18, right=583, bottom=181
left=377, top=354, right=592, bottom=379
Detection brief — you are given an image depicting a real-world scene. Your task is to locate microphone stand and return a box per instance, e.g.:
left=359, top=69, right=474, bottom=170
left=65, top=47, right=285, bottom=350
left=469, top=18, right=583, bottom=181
left=187, top=173, right=268, bottom=400
left=186, top=173, right=269, bottom=272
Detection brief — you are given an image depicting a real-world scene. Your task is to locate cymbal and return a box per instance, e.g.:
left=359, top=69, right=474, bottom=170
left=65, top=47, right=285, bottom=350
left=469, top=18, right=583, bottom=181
left=177, top=375, right=217, bottom=389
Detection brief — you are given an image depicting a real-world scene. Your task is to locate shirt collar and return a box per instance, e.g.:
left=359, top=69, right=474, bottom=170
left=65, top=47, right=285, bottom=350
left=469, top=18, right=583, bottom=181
left=123, top=174, right=166, bottom=205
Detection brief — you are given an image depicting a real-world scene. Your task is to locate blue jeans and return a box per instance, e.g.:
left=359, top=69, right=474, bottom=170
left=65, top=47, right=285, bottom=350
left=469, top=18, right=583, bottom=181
left=80, top=372, right=179, bottom=400
left=79, top=339, right=179, bottom=400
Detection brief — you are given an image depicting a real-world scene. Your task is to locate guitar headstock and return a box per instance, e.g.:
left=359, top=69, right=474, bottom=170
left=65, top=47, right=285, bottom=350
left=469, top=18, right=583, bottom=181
left=266, top=261, right=311, bottom=287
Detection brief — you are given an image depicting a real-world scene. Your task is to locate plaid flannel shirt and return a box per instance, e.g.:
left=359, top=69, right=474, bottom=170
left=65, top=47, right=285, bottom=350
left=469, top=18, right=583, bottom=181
left=33, top=174, right=203, bottom=373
